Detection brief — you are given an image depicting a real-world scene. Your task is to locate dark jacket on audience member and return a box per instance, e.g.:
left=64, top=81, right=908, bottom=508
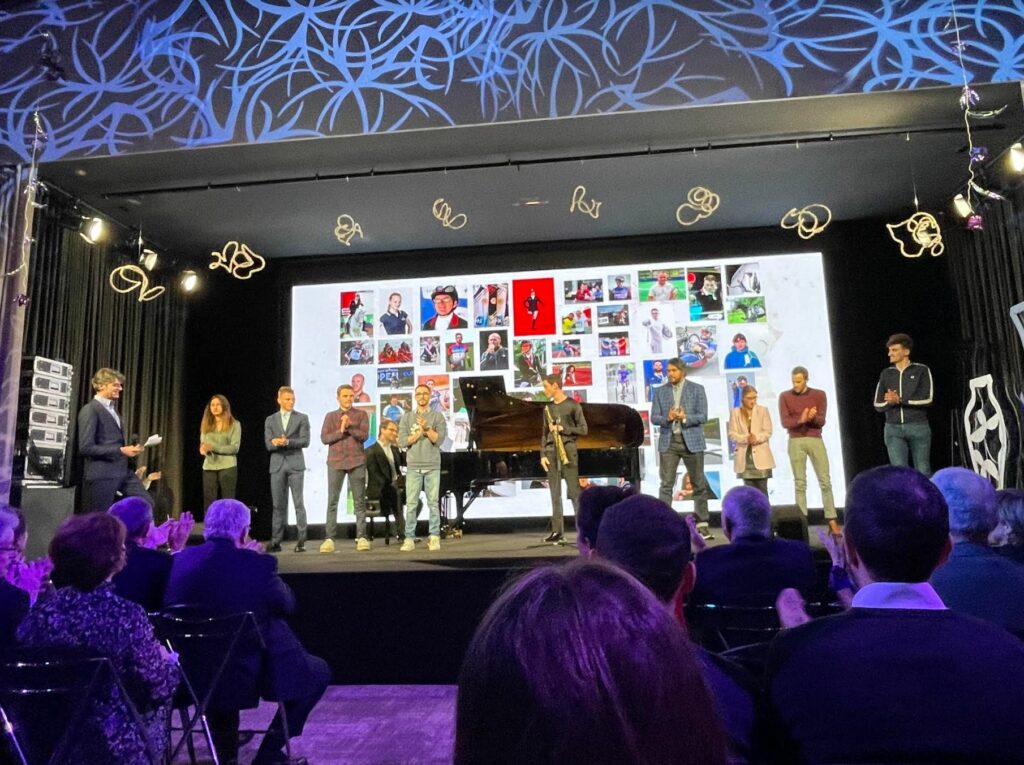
left=930, top=541, right=1024, bottom=634
left=113, top=541, right=172, bottom=613
left=689, top=535, right=818, bottom=607
left=0, top=579, right=29, bottom=651
left=766, top=608, right=1024, bottom=764
left=164, top=538, right=325, bottom=708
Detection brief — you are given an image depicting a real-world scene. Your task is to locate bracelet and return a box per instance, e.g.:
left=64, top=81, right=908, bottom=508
left=828, top=565, right=853, bottom=592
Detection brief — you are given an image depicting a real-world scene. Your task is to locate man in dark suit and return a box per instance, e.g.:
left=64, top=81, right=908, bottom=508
left=164, top=500, right=329, bottom=765
left=109, top=496, right=172, bottom=612
left=364, top=418, right=406, bottom=540
left=76, top=367, right=152, bottom=512
left=767, top=466, right=1024, bottom=764
left=650, top=358, right=712, bottom=538
left=264, top=386, right=310, bottom=552
left=688, top=486, right=817, bottom=608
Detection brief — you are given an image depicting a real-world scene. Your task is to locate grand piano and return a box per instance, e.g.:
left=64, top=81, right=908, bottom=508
left=441, top=376, right=645, bottom=528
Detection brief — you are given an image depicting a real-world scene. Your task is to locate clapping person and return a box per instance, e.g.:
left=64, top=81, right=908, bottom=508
left=110, top=496, right=193, bottom=612
left=1, top=508, right=52, bottom=606
left=200, top=394, right=241, bottom=511
left=726, top=385, right=775, bottom=495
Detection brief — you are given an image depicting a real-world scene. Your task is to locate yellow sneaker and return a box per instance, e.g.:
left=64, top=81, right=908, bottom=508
left=356, top=537, right=370, bottom=552
left=319, top=539, right=335, bottom=553
left=400, top=538, right=415, bottom=552
left=427, top=535, right=441, bottom=551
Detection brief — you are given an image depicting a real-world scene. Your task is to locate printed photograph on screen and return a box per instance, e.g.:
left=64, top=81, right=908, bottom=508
left=563, top=278, right=604, bottom=303
left=674, top=470, right=721, bottom=502
left=419, top=335, right=441, bottom=366
left=421, top=284, right=469, bottom=331
left=512, top=340, right=544, bottom=389
left=638, top=268, right=686, bottom=301
left=643, top=359, right=669, bottom=401
left=377, top=289, right=415, bottom=335
left=378, top=366, right=415, bottom=389
left=555, top=361, right=592, bottom=388
left=340, top=290, right=374, bottom=338
left=703, top=418, right=723, bottom=465
left=597, top=303, right=630, bottom=328
left=478, top=330, right=510, bottom=371
left=723, top=330, right=764, bottom=369
left=451, top=412, right=470, bottom=449
left=418, top=374, right=451, bottom=414
left=726, top=262, right=762, bottom=296
left=349, top=371, right=373, bottom=403
left=473, top=283, right=510, bottom=327
left=378, top=340, right=414, bottom=364
left=380, top=392, right=412, bottom=423
left=688, top=268, right=725, bottom=320
left=446, top=333, right=474, bottom=372
left=567, top=389, right=588, bottom=404
left=605, top=362, right=637, bottom=403
left=676, top=325, right=718, bottom=371
left=340, top=340, right=374, bottom=366
left=608, top=273, right=632, bottom=300
left=638, top=410, right=651, bottom=446
left=552, top=338, right=581, bottom=358
left=561, top=307, right=593, bottom=335
left=355, top=404, right=377, bottom=448
left=512, top=278, right=556, bottom=335
left=599, top=332, right=630, bottom=357
left=727, top=296, right=767, bottom=324
left=640, top=303, right=675, bottom=355
left=726, top=372, right=755, bottom=409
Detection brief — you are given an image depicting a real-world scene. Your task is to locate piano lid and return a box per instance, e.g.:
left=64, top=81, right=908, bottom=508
left=459, top=376, right=644, bottom=452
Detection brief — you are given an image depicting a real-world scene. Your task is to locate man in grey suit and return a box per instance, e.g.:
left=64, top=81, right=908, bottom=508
left=77, top=367, right=153, bottom=512
left=650, top=358, right=712, bottom=539
left=264, top=386, right=310, bottom=552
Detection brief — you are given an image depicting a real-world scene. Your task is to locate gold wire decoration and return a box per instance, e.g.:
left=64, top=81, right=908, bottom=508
left=334, top=214, right=364, bottom=246
left=570, top=185, right=602, bottom=219
left=432, top=198, right=468, bottom=229
left=209, top=241, right=266, bottom=280
left=781, top=204, right=832, bottom=239
left=675, top=186, right=720, bottom=226
left=109, top=264, right=165, bottom=302
left=886, top=212, right=945, bottom=258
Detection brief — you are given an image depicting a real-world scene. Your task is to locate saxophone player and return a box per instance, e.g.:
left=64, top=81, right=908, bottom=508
left=540, top=373, right=588, bottom=544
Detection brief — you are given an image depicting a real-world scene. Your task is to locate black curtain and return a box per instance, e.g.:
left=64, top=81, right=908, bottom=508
left=946, top=186, right=1024, bottom=486
left=21, top=196, right=187, bottom=513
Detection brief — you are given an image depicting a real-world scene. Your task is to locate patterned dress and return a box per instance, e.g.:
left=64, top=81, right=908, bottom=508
left=16, top=583, right=178, bottom=764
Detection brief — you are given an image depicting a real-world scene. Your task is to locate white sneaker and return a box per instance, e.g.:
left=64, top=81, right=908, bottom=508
left=427, top=535, right=441, bottom=551
left=318, top=539, right=335, bottom=553
left=400, top=538, right=415, bottom=552
left=356, top=537, right=370, bottom=552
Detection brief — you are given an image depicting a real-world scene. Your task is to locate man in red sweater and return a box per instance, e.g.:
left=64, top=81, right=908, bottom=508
left=778, top=366, right=836, bottom=520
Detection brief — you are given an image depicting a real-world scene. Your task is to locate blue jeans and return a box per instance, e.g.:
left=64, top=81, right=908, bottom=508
left=405, top=468, right=441, bottom=538
left=884, top=421, right=932, bottom=476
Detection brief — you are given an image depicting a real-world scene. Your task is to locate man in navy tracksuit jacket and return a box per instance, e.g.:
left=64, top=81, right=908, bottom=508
left=874, top=333, right=933, bottom=475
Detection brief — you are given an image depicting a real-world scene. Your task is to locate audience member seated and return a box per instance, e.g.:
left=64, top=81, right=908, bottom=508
left=454, top=559, right=727, bottom=765
left=992, top=488, right=1024, bottom=565
left=109, top=496, right=191, bottom=612
left=930, top=467, right=1024, bottom=634
left=574, top=484, right=633, bottom=556
left=0, top=509, right=29, bottom=650
left=688, top=486, right=817, bottom=608
left=595, top=494, right=761, bottom=763
left=163, top=499, right=329, bottom=765
left=767, top=466, right=1024, bottom=764
left=16, top=512, right=178, bottom=764
left=3, top=507, right=53, bottom=605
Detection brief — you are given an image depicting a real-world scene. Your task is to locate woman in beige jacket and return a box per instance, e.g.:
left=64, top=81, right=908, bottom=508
left=727, top=385, right=775, bottom=495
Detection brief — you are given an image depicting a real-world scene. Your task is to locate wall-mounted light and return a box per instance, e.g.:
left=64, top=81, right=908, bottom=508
left=1009, top=142, right=1024, bottom=173
left=180, top=270, right=198, bottom=293
left=79, top=216, right=106, bottom=244
left=139, top=249, right=158, bottom=271
left=952, top=193, right=974, bottom=218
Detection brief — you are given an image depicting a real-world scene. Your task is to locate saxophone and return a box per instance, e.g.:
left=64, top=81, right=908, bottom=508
left=545, top=405, right=570, bottom=466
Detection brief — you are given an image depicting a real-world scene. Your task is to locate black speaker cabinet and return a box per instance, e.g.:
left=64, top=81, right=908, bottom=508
left=772, top=503, right=809, bottom=544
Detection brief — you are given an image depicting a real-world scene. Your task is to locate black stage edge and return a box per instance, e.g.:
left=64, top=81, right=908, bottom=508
left=279, top=516, right=836, bottom=685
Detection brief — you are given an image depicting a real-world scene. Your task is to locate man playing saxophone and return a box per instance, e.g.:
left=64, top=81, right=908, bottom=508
left=540, top=373, right=588, bottom=544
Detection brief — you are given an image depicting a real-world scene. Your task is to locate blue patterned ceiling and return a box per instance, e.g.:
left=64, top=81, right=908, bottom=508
left=1, top=0, right=1023, bottom=163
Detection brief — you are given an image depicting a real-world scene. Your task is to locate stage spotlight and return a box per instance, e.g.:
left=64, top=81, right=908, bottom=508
left=139, top=249, right=158, bottom=272
left=952, top=193, right=974, bottom=218
left=180, top=270, right=198, bottom=293
left=79, top=216, right=106, bottom=244
left=1010, top=142, right=1024, bottom=173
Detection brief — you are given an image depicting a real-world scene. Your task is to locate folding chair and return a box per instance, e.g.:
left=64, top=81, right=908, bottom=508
left=688, top=602, right=782, bottom=652
left=0, top=646, right=158, bottom=765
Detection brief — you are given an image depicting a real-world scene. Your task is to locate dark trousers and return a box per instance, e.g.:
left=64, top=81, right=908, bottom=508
left=325, top=464, right=367, bottom=540
left=270, top=468, right=306, bottom=546
left=742, top=477, right=769, bottom=495
left=202, top=467, right=238, bottom=511
left=81, top=471, right=153, bottom=513
left=658, top=434, right=710, bottom=522
left=546, top=443, right=579, bottom=535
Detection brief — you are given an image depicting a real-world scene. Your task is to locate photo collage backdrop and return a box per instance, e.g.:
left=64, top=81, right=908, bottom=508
left=291, top=253, right=846, bottom=523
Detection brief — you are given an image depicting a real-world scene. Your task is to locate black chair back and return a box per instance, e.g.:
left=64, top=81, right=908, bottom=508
left=688, top=603, right=781, bottom=652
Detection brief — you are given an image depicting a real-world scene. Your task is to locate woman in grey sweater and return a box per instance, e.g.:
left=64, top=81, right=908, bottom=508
left=200, top=394, right=241, bottom=510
